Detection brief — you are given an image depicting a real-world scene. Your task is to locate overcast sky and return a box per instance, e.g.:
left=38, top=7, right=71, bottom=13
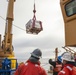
left=0, top=0, right=67, bottom=61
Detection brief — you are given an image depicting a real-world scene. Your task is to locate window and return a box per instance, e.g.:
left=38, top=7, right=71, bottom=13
left=65, top=0, right=76, bottom=16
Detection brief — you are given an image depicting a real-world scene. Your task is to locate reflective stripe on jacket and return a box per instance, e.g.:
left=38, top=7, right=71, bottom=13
left=14, top=60, right=47, bottom=75
left=58, top=64, right=73, bottom=75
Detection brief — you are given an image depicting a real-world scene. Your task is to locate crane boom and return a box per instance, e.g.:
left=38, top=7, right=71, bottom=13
left=0, top=0, right=17, bottom=71
left=0, top=0, right=15, bottom=55
left=3, top=0, right=15, bottom=53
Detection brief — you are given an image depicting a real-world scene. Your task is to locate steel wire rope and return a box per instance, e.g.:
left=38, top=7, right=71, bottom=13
left=0, top=15, right=49, bottom=68
left=17, top=58, right=49, bottom=66
left=0, top=15, right=52, bottom=68
left=0, top=15, right=26, bottom=31
left=16, top=57, right=49, bottom=67
left=41, top=63, right=49, bottom=67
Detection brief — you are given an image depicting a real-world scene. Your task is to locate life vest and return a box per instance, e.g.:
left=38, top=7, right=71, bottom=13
left=53, top=62, right=62, bottom=72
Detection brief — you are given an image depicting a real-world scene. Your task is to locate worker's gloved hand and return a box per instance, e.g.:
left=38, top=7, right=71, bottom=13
left=48, top=59, right=52, bottom=63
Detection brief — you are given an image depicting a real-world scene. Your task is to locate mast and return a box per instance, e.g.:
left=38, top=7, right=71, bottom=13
left=55, top=48, right=58, bottom=61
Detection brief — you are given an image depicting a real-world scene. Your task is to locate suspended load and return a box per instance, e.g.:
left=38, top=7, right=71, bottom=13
left=26, top=19, right=42, bottom=34
left=26, top=3, right=43, bottom=34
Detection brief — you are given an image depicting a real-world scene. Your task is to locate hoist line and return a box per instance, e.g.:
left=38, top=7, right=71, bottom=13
left=0, top=15, right=25, bottom=31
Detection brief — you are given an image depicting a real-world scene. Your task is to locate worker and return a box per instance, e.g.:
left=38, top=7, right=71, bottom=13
left=49, top=55, right=62, bottom=75
left=58, top=52, right=75, bottom=75
left=74, top=52, right=76, bottom=66
left=14, top=48, right=47, bottom=75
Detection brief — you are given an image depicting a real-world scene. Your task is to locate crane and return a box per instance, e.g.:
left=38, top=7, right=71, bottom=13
left=0, top=0, right=15, bottom=56
left=0, top=0, right=18, bottom=74
left=0, top=0, right=43, bottom=74
left=60, top=0, right=76, bottom=54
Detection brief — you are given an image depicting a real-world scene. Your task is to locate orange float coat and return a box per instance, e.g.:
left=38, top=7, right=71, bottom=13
left=14, top=60, right=47, bottom=75
left=58, top=64, right=74, bottom=75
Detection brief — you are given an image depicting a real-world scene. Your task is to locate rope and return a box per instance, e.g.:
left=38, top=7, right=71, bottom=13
left=34, top=0, right=35, bottom=4
left=41, top=63, right=49, bottom=67
left=0, top=16, right=6, bottom=21
left=0, top=15, right=25, bottom=31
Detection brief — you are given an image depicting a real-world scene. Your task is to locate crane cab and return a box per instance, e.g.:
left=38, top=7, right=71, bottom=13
left=60, top=0, right=76, bottom=47
left=26, top=19, right=43, bottom=34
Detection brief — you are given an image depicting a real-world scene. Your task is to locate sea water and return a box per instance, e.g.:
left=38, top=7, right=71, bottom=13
left=17, top=57, right=50, bottom=70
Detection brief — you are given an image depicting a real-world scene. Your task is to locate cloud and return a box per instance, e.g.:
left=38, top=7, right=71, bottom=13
left=13, top=32, right=64, bottom=50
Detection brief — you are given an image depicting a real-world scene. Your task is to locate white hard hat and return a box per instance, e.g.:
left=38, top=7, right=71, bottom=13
left=61, top=52, right=74, bottom=62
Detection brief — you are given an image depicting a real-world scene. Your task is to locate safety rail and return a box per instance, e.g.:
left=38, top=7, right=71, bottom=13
left=0, top=58, right=18, bottom=75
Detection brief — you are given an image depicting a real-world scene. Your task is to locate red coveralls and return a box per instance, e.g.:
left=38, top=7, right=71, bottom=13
left=14, top=60, right=47, bottom=75
left=58, top=64, right=73, bottom=75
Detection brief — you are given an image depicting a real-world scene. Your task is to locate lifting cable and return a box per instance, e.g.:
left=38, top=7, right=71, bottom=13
left=33, top=0, right=36, bottom=19
left=32, top=0, right=36, bottom=28
left=0, top=15, right=25, bottom=31
left=41, top=63, right=49, bottom=67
